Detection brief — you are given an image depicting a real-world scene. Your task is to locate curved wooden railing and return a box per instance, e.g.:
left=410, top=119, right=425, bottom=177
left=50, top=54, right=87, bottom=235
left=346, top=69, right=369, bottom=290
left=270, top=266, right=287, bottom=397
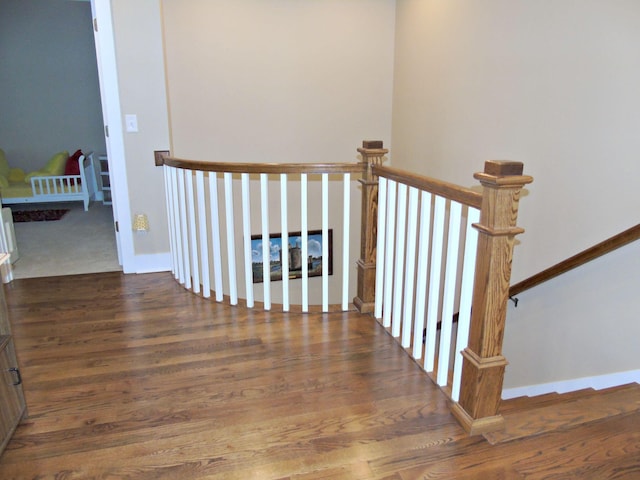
left=161, top=153, right=366, bottom=312
left=509, top=223, right=640, bottom=299
left=160, top=142, right=533, bottom=436
left=163, top=157, right=365, bottom=175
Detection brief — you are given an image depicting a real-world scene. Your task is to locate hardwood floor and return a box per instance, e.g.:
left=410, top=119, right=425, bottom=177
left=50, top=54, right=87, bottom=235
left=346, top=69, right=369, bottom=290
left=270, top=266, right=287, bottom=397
left=0, top=272, right=638, bottom=479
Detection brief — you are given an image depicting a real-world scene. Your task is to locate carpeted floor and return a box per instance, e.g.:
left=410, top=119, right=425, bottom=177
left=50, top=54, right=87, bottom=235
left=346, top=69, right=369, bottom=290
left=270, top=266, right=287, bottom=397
left=10, top=202, right=121, bottom=279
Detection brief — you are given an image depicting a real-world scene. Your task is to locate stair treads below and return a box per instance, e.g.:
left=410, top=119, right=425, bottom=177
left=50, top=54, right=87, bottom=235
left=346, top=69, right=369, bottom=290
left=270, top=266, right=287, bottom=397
left=484, top=383, right=640, bottom=444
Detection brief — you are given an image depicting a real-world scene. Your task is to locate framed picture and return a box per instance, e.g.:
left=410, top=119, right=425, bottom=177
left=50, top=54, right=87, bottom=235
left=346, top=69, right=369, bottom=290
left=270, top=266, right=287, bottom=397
left=251, top=229, right=333, bottom=283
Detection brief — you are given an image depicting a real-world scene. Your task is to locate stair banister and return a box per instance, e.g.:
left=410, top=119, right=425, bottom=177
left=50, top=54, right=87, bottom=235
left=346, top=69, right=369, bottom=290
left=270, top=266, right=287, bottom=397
left=451, top=161, right=533, bottom=435
left=353, top=140, right=388, bottom=313
left=509, top=222, right=640, bottom=300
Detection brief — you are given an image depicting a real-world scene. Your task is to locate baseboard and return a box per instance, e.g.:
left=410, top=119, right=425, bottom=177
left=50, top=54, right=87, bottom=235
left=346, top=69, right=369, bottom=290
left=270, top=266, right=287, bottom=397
left=131, top=252, right=172, bottom=274
left=502, top=369, right=640, bottom=399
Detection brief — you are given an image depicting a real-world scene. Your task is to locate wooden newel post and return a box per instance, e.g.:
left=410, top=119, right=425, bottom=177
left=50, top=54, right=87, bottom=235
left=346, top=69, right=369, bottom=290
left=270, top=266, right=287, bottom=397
left=451, top=160, right=533, bottom=435
left=353, top=140, right=388, bottom=313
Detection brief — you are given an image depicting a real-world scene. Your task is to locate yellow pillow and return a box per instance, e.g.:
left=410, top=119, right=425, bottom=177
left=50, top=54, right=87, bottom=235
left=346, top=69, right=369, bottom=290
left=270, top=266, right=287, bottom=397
left=25, top=170, right=47, bottom=183
left=0, top=149, right=9, bottom=178
left=43, top=151, right=69, bottom=176
left=0, top=176, right=9, bottom=188
left=8, top=168, right=25, bottom=183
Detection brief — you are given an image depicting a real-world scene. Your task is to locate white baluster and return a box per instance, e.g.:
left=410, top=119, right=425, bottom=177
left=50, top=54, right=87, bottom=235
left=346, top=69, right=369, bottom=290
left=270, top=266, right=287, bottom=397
left=165, top=166, right=179, bottom=278
left=241, top=174, right=254, bottom=308
left=171, top=167, right=184, bottom=282
left=177, top=168, right=191, bottom=289
left=401, top=186, right=419, bottom=349
left=186, top=171, right=200, bottom=294
left=322, top=173, right=329, bottom=312
left=382, top=180, right=397, bottom=329
left=261, top=173, right=271, bottom=311
left=452, top=207, right=480, bottom=401
left=342, top=173, right=351, bottom=311
left=412, top=191, right=432, bottom=359
left=374, top=177, right=388, bottom=319
left=424, top=195, right=446, bottom=372
left=280, top=174, right=290, bottom=312
left=209, top=173, right=224, bottom=302
left=436, top=200, right=462, bottom=386
left=223, top=172, right=238, bottom=305
left=196, top=171, right=210, bottom=298
left=301, top=174, right=308, bottom=312
left=392, top=183, right=407, bottom=338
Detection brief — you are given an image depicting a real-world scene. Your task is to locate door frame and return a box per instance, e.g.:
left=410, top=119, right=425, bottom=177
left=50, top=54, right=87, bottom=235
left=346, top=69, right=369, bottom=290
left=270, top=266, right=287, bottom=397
left=90, top=0, right=135, bottom=272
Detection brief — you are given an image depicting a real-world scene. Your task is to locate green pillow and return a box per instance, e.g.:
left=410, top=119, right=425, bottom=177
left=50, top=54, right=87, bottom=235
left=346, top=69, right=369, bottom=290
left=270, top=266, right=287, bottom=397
left=0, top=175, right=9, bottom=189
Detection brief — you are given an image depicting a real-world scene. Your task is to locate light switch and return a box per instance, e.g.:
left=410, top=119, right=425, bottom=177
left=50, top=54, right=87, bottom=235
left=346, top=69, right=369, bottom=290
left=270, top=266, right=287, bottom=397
left=125, top=114, right=138, bottom=133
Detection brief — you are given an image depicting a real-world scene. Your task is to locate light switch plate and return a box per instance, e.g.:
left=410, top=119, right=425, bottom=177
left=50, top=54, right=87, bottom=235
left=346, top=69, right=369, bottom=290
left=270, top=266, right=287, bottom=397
left=125, top=114, right=138, bottom=133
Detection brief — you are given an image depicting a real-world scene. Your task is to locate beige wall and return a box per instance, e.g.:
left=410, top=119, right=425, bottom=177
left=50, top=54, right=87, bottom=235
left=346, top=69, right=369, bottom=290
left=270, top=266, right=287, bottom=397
left=159, top=0, right=396, bottom=302
left=392, top=0, right=640, bottom=389
left=111, top=0, right=171, bottom=256
left=160, top=0, right=395, bottom=163
left=106, top=0, right=638, bottom=389
left=107, top=0, right=395, bottom=265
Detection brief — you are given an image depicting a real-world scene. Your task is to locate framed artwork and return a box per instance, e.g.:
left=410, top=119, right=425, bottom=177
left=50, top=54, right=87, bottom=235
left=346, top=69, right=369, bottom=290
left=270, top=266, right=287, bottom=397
left=251, top=229, right=333, bottom=283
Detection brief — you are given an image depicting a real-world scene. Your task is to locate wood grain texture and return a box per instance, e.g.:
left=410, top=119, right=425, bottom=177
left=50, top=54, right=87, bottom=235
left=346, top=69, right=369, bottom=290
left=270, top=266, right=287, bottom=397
left=371, top=165, right=483, bottom=209
left=0, top=272, right=27, bottom=456
left=162, top=157, right=366, bottom=175
left=485, top=383, right=640, bottom=445
left=353, top=142, right=387, bottom=313
left=0, top=272, right=636, bottom=479
left=509, top=223, right=640, bottom=297
left=456, top=162, right=532, bottom=431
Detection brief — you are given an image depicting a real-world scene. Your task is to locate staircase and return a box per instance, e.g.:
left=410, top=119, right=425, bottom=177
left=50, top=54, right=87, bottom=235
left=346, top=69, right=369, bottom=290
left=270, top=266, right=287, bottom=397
left=484, top=383, right=640, bottom=445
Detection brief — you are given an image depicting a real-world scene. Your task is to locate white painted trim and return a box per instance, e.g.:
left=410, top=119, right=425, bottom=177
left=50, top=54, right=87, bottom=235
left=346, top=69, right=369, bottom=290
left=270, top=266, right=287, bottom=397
left=502, top=369, right=640, bottom=400
left=91, top=0, right=135, bottom=273
left=132, top=253, right=172, bottom=274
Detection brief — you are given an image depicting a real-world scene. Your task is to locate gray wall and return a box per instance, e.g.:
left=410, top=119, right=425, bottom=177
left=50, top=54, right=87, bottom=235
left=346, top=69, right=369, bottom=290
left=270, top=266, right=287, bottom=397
left=0, top=0, right=105, bottom=172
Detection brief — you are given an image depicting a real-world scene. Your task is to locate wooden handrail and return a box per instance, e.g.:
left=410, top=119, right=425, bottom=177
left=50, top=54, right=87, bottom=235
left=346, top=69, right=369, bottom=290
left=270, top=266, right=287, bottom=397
left=162, top=156, right=366, bottom=175
left=509, top=223, right=640, bottom=298
left=373, top=165, right=483, bottom=209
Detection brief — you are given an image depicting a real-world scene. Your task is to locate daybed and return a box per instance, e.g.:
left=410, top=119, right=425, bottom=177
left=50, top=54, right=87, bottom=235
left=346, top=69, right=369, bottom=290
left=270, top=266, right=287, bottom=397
left=0, top=149, right=99, bottom=211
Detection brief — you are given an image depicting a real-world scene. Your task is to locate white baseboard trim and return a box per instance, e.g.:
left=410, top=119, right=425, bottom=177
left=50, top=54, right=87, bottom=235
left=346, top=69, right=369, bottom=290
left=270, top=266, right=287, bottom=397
left=130, top=252, right=172, bottom=274
left=502, top=369, right=640, bottom=400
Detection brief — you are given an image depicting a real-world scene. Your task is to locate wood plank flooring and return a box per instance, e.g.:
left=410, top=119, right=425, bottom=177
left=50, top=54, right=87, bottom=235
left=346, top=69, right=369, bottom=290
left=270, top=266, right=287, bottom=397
left=0, top=271, right=638, bottom=479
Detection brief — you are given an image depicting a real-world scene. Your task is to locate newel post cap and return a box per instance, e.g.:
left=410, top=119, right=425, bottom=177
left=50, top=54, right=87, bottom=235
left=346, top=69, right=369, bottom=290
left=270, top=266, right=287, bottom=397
left=474, top=160, right=533, bottom=186
left=357, top=140, right=388, bottom=156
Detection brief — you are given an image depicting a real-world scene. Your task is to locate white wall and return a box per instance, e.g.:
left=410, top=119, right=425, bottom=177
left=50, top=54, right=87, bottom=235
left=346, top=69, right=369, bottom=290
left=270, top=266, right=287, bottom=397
left=392, top=0, right=640, bottom=391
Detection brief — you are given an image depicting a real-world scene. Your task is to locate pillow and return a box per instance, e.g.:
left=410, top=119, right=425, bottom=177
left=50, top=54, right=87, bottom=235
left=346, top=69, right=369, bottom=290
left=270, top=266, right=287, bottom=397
left=8, top=168, right=25, bottom=183
left=64, top=149, right=83, bottom=176
left=0, top=175, right=8, bottom=189
left=25, top=170, right=48, bottom=183
left=43, top=151, right=69, bottom=176
left=0, top=149, right=8, bottom=178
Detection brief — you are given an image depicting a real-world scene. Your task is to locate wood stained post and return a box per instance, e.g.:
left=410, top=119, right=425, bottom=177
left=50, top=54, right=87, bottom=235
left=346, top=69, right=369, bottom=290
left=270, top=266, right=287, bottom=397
left=353, top=140, right=388, bottom=313
left=451, top=160, right=533, bottom=435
